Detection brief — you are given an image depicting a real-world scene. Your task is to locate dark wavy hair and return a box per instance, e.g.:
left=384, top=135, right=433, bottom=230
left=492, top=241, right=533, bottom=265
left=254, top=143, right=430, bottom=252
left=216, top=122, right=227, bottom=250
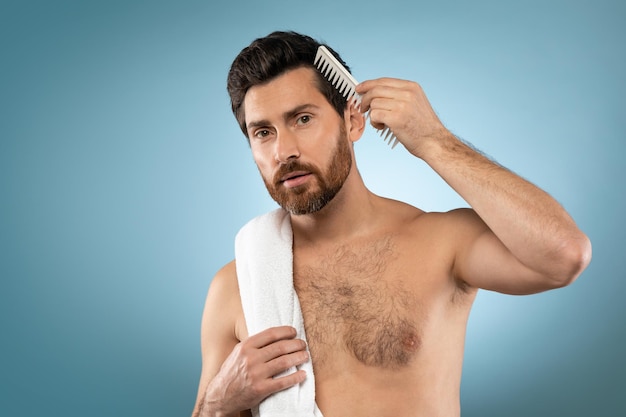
left=227, top=31, right=352, bottom=140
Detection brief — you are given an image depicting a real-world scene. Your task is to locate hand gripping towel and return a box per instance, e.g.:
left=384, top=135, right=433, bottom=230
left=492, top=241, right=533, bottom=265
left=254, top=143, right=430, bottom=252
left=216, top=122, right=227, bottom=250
left=235, top=208, right=323, bottom=417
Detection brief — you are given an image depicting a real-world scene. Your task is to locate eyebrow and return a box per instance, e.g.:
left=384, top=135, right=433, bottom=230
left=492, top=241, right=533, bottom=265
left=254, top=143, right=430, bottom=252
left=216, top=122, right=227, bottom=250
left=246, top=103, right=320, bottom=131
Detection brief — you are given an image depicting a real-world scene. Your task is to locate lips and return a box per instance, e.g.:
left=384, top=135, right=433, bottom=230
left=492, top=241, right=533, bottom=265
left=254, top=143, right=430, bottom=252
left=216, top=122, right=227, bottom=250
left=280, top=170, right=310, bottom=183
left=279, top=170, right=313, bottom=188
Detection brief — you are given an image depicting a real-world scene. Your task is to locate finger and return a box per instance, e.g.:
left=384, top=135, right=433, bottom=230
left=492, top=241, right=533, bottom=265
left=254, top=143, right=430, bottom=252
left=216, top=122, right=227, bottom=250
left=357, top=77, right=412, bottom=94
left=239, top=368, right=307, bottom=406
left=368, top=100, right=398, bottom=131
left=359, top=84, right=407, bottom=114
left=246, top=326, right=298, bottom=349
left=368, top=96, right=397, bottom=113
left=263, top=349, right=310, bottom=378
left=259, top=337, right=307, bottom=362
left=263, top=369, right=307, bottom=395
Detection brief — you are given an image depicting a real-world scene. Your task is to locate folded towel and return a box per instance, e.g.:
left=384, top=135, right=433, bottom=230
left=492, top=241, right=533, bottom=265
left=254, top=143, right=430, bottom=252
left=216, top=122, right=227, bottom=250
left=235, top=208, right=323, bottom=417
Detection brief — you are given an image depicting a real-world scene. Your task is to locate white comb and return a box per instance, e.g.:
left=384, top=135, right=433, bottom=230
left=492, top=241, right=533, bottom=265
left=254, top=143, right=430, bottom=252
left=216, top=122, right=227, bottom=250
left=314, top=45, right=399, bottom=149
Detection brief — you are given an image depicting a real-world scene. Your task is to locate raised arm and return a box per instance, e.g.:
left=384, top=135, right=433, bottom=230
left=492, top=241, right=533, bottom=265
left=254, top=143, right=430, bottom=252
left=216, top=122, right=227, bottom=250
left=357, top=78, right=591, bottom=294
left=191, top=261, right=310, bottom=417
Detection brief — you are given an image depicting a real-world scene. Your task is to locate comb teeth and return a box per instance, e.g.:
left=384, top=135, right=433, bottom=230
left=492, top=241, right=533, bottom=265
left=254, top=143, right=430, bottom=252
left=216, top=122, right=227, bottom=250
left=314, top=45, right=398, bottom=148
left=314, top=46, right=361, bottom=107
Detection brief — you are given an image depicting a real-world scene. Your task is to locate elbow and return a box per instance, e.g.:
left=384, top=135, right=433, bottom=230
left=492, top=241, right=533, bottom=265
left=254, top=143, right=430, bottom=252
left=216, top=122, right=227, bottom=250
left=550, top=233, right=592, bottom=288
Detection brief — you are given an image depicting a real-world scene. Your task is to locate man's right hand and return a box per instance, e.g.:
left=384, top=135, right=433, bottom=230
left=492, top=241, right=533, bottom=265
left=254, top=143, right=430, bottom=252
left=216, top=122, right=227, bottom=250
left=200, top=326, right=310, bottom=417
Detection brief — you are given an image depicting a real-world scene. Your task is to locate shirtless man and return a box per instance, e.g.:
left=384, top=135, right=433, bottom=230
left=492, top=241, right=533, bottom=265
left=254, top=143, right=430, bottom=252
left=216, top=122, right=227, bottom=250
left=191, top=31, right=591, bottom=417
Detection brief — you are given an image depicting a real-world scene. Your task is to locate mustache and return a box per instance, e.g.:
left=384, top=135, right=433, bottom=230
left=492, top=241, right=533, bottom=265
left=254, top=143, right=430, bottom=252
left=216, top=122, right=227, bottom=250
left=273, top=160, right=320, bottom=185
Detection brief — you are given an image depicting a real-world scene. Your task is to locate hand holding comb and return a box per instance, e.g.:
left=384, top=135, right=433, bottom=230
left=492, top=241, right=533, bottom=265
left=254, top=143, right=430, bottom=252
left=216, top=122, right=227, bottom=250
left=314, top=46, right=400, bottom=149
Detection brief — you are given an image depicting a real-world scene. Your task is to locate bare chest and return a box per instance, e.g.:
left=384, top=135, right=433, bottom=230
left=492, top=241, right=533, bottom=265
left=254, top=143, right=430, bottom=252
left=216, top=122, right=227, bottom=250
left=293, top=237, right=424, bottom=370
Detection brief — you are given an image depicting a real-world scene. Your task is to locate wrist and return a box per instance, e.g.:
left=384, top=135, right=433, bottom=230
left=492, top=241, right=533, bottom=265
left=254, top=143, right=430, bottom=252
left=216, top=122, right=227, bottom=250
left=407, top=128, right=453, bottom=160
left=199, top=395, right=238, bottom=417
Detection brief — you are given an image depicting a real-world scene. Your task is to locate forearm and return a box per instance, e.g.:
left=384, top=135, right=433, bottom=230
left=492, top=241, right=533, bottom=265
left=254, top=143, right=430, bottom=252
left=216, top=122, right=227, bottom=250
left=419, top=132, right=590, bottom=280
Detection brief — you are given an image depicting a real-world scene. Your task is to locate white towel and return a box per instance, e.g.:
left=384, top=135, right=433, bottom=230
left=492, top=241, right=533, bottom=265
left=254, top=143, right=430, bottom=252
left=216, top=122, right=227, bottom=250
left=235, top=208, right=324, bottom=417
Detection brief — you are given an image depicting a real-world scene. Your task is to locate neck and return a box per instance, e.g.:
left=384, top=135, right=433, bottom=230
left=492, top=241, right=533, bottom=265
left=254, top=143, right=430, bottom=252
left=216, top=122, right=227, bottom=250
left=289, top=168, right=380, bottom=245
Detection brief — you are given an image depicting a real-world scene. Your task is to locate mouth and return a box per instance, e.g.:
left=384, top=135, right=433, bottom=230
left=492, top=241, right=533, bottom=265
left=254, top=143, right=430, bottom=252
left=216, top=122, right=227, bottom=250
left=280, top=170, right=309, bottom=182
left=279, top=171, right=312, bottom=188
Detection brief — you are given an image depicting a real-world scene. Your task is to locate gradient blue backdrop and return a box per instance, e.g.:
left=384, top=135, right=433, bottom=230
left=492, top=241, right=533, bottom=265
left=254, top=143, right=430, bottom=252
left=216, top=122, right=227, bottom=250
left=1, top=0, right=624, bottom=415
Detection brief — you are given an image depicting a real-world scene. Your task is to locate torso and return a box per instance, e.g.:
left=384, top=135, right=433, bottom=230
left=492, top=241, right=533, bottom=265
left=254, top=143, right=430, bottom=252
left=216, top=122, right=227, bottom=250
left=294, top=233, right=421, bottom=370
left=292, top=201, right=477, bottom=417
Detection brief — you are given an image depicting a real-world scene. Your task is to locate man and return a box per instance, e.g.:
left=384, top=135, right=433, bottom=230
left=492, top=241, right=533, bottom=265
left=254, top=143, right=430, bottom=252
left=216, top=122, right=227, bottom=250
left=191, top=31, right=591, bottom=417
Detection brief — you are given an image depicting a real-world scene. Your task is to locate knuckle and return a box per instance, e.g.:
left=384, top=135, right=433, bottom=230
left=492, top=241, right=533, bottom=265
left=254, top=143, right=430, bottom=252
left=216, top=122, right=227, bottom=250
left=265, top=327, right=278, bottom=338
left=268, top=339, right=301, bottom=358
left=249, top=382, right=266, bottom=398
left=279, top=350, right=306, bottom=369
left=269, top=343, right=287, bottom=357
left=284, top=370, right=306, bottom=387
left=266, top=326, right=286, bottom=340
left=237, top=352, right=258, bottom=374
left=276, top=355, right=293, bottom=369
left=239, top=355, right=252, bottom=370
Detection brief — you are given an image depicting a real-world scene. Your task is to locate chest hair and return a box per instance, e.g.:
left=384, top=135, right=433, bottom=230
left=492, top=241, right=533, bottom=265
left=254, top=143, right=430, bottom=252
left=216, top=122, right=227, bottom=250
left=294, top=236, right=422, bottom=370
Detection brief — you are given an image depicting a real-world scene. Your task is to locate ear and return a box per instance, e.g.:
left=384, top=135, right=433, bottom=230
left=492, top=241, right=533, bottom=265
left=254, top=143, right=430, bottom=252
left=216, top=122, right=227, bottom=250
left=344, top=104, right=366, bottom=143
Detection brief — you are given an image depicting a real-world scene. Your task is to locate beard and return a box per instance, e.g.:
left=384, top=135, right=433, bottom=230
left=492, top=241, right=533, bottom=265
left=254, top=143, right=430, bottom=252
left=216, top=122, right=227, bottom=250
left=261, top=123, right=352, bottom=215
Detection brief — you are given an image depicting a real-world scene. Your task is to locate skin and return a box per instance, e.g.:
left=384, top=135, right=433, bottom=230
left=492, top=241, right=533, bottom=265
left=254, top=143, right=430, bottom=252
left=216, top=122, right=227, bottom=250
left=191, top=67, right=592, bottom=417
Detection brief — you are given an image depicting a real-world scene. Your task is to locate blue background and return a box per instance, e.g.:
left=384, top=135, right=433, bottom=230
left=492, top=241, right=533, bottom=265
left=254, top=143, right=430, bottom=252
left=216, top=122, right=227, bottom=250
left=1, top=0, right=624, bottom=415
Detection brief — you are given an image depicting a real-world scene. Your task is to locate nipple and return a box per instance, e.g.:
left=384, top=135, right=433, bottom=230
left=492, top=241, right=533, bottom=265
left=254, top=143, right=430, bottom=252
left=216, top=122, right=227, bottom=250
left=401, top=330, right=420, bottom=353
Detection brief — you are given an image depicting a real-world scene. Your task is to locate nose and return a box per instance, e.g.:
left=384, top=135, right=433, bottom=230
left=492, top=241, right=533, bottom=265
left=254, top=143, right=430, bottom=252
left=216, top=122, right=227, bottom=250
left=274, top=130, right=300, bottom=164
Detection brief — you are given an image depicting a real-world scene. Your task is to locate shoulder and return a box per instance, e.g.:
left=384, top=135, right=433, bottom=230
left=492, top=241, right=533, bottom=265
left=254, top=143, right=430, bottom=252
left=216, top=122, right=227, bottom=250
left=410, top=208, right=489, bottom=266
left=378, top=197, right=487, bottom=251
left=208, top=260, right=239, bottom=299
left=410, top=207, right=487, bottom=235
left=379, top=195, right=479, bottom=223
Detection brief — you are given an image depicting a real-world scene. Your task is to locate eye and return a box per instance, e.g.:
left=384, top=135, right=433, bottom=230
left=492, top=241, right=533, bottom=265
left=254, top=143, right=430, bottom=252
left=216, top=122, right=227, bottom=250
left=296, top=115, right=312, bottom=125
left=254, top=129, right=271, bottom=139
